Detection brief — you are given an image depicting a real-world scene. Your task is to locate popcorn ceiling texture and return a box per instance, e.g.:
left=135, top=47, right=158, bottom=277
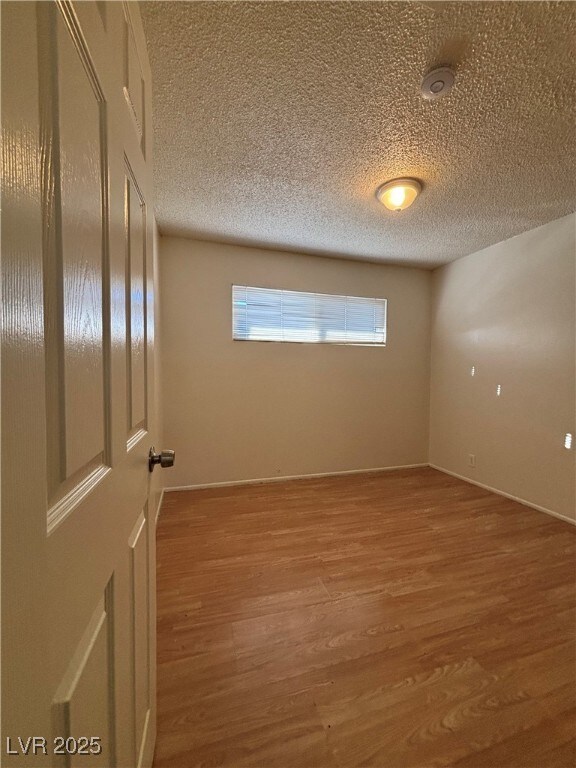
left=141, top=1, right=576, bottom=268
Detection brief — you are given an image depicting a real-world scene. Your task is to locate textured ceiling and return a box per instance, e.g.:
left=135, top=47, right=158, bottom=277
left=141, top=1, right=576, bottom=268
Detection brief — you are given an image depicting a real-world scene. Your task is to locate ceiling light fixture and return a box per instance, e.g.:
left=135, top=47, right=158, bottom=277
left=376, top=178, right=422, bottom=212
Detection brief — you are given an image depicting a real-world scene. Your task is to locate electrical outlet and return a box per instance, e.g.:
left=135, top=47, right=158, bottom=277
left=468, top=454, right=476, bottom=468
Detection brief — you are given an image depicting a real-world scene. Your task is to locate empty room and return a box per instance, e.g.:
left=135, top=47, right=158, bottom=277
left=2, top=1, right=575, bottom=767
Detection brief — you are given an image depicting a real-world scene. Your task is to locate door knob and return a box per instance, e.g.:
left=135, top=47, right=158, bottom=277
left=149, top=447, right=175, bottom=472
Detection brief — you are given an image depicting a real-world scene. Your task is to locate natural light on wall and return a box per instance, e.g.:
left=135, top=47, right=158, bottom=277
left=232, top=286, right=387, bottom=345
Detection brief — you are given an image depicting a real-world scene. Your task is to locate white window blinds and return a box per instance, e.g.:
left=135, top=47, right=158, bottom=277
left=233, top=286, right=387, bottom=345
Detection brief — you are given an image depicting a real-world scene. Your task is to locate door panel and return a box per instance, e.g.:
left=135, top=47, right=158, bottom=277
left=129, top=511, right=151, bottom=765
left=57, top=9, right=107, bottom=479
left=52, top=592, right=115, bottom=768
left=125, top=162, right=148, bottom=440
left=2, top=2, right=158, bottom=766
left=39, top=2, right=110, bottom=514
left=123, top=8, right=146, bottom=152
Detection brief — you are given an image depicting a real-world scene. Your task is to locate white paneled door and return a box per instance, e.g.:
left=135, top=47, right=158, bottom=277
left=2, top=2, right=158, bottom=766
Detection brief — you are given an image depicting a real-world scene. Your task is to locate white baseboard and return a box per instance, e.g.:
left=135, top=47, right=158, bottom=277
left=161, top=464, right=575, bottom=528
left=429, top=464, right=576, bottom=527
left=164, top=463, right=429, bottom=493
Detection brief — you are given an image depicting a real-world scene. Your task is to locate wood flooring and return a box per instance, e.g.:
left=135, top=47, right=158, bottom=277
left=153, top=467, right=576, bottom=767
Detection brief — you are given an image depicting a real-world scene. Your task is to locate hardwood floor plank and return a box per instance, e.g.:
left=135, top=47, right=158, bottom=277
left=452, top=713, right=576, bottom=768
left=154, top=697, right=335, bottom=768
left=316, top=657, right=548, bottom=768
left=154, top=467, right=576, bottom=767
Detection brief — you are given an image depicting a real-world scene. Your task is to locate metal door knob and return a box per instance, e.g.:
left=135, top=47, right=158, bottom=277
left=149, top=447, right=175, bottom=472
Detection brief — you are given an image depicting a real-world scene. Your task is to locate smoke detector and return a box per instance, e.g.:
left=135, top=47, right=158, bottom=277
left=421, top=67, right=455, bottom=100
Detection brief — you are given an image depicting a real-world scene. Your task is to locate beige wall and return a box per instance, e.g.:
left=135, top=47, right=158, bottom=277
left=160, top=238, right=432, bottom=487
left=429, top=214, right=576, bottom=521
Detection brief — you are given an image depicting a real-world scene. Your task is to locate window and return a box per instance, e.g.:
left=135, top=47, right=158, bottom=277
left=232, top=285, right=387, bottom=345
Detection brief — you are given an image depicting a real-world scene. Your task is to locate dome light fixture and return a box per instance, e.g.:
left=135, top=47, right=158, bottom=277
left=376, top=178, right=422, bottom=212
